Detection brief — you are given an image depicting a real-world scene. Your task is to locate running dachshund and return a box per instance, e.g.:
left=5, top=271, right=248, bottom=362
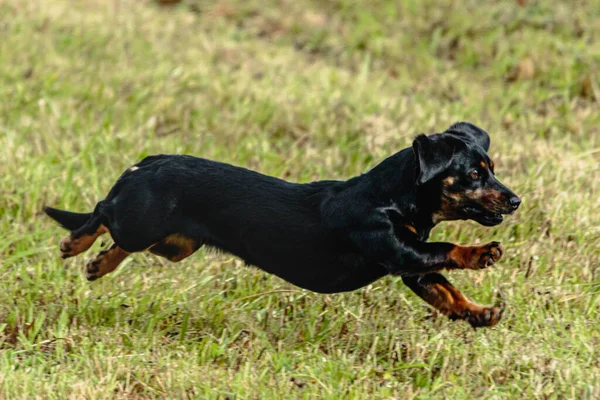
left=44, top=122, right=521, bottom=327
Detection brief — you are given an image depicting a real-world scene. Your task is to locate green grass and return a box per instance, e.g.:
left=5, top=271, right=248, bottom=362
left=1, top=0, right=599, bottom=398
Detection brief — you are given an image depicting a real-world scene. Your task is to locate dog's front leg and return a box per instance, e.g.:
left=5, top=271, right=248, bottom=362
left=401, top=273, right=503, bottom=327
left=350, top=223, right=503, bottom=275
left=393, top=239, right=505, bottom=275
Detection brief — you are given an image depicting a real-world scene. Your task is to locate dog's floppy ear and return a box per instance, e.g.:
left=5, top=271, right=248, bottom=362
left=445, top=122, right=490, bottom=152
left=412, top=134, right=455, bottom=186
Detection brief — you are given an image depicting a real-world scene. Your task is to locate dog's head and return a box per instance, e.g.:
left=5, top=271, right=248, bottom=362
left=413, top=122, right=521, bottom=226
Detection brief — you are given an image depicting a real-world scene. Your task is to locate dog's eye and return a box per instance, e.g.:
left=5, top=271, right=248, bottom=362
left=469, top=169, right=480, bottom=180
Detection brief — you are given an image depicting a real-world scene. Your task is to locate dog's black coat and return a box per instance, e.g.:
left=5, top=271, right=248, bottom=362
left=45, top=122, right=520, bottom=298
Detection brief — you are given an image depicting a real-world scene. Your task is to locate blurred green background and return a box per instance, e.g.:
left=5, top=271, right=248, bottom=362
left=0, top=0, right=599, bottom=398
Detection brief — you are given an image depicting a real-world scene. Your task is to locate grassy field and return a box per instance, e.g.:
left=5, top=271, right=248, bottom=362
left=0, top=0, right=599, bottom=398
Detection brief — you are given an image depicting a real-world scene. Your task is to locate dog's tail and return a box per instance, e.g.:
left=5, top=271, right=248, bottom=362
left=43, top=206, right=93, bottom=231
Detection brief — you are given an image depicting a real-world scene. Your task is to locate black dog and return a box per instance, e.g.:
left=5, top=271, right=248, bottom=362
left=44, top=122, right=521, bottom=327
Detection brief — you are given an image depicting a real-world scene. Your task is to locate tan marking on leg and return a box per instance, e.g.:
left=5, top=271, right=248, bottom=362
left=85, top=244, right=129, bottom=281
left=448, top=242, right=504, bottom=270
left=60, top=225, right=108, bottom=259
left=405, top=274, right=504, bottom=328
left=149, top=234, right=199, bottom=262
left=429, top=281, right=503, bottom=327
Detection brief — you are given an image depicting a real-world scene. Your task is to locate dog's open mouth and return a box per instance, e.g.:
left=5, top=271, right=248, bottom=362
left=463, top=207, right=508, bottom=226
left=476, top=212, right=504, bottom=226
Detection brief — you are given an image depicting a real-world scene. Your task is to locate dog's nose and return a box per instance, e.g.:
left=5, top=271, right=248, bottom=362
left=509, top=196, right=521, bottom=210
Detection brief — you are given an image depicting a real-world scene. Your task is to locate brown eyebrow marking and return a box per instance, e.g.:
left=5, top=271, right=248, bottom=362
left=479, top=160, right=487, bottom=169
left=443, top=176, right=455, bottom=186
left=489, top=160, right=494, bottom=170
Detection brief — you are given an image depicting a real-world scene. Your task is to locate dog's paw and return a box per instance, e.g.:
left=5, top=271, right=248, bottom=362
left=476, top=241, right=503, bottom=269
left=84, top=248, right=111, bottom=281
left=467, top=305, right=504, bottom=328
left=59, top=237, right=75, bottom=259
left=451, top=242, right=504, bottom=271
left=84, top=258, right=101, bottom=281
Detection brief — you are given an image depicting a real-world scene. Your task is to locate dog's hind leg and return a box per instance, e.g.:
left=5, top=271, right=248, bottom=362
left=402, top=273, right=504, bottom=328
left=149, top=234, right=202, bottom=262
left=85, top=244, right=130, bottom=281
left=84, top=233, right=201, bottom=281
left=60, top=216, right=108, bottom=259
